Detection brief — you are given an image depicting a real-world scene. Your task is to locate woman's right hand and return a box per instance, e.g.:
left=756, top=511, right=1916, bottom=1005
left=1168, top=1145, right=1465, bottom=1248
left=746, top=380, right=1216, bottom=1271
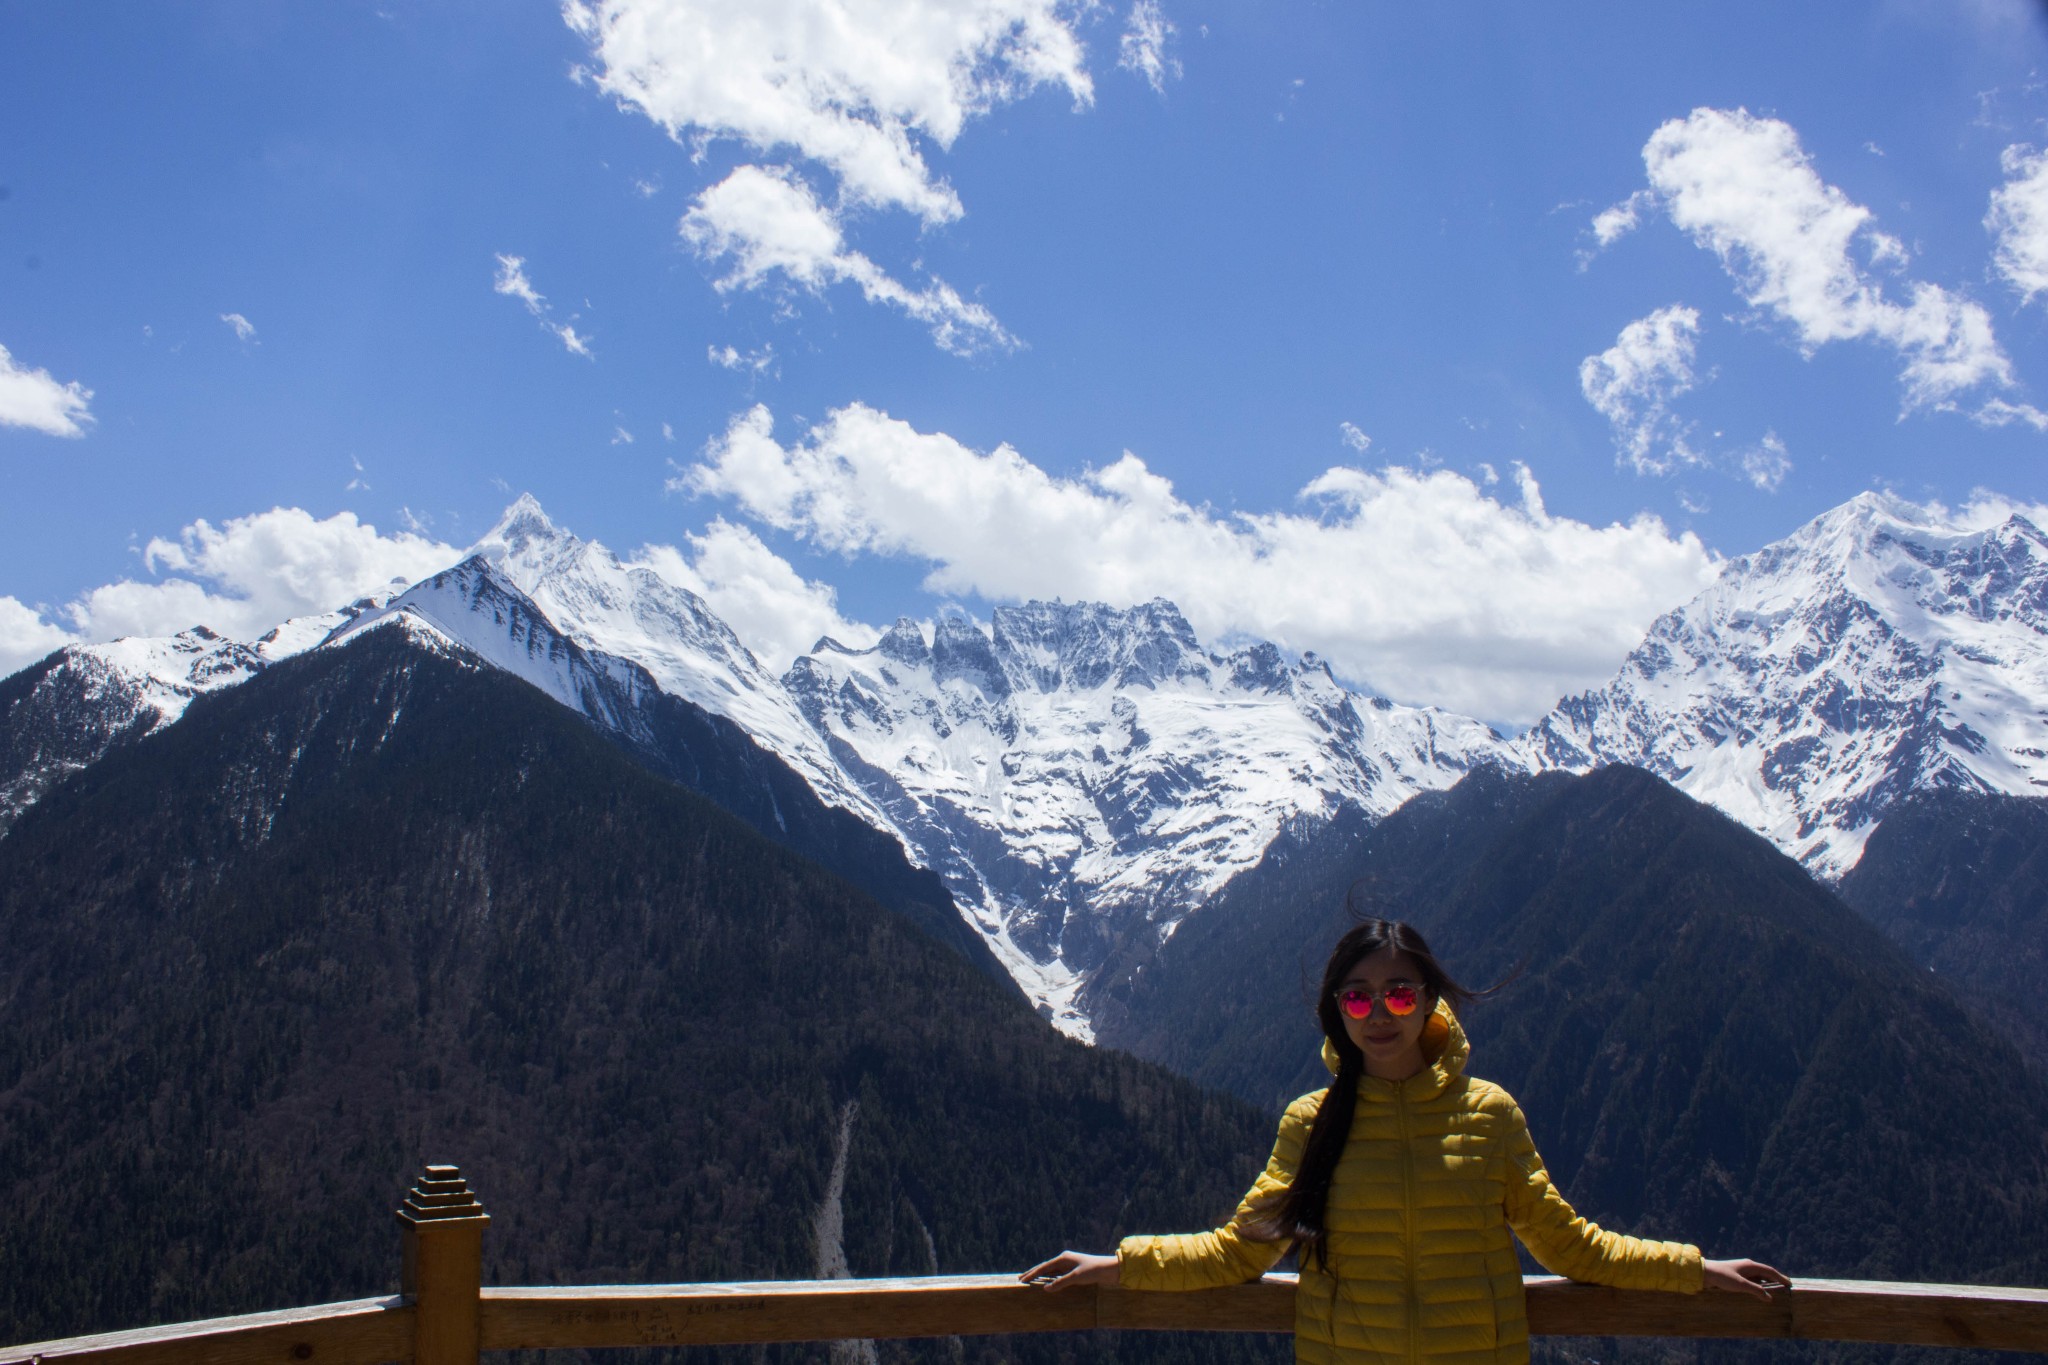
left=1020, top=1250, right=1120, bottom=1291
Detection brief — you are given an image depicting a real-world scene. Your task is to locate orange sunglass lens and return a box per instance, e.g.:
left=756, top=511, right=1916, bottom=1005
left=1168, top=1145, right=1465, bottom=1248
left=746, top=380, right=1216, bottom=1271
left=1338, top=987, right=1421, bottom=1019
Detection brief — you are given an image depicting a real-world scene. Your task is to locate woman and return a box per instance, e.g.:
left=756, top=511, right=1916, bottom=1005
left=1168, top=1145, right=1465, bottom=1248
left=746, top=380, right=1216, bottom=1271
left=1023, top=920, right=1788, bottom=1363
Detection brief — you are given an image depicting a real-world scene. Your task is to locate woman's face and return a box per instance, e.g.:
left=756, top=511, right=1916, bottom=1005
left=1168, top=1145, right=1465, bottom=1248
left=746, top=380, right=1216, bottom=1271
left=1337, top=947, right=1433, bottom=1081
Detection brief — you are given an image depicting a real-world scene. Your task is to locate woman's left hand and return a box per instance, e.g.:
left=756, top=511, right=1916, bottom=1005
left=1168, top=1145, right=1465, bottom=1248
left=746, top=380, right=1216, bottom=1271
left=1702, top=1258, right=1792, bottom=1300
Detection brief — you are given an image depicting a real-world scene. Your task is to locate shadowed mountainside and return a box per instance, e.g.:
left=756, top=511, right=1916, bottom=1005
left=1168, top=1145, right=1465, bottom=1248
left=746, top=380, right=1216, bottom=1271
left=1836, top=788, right=2048, bottom=1075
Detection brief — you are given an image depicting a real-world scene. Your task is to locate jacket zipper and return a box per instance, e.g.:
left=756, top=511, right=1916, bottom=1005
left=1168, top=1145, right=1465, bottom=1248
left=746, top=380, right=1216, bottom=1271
left=1398, top=1084, right=1419, bottom=1365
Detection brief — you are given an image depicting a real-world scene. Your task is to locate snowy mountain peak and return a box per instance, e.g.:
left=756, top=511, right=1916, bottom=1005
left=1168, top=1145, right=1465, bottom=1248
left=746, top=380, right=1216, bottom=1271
left=475, top=492, right=566, bottom=571
left=1520, top=493, right=2048, bottom=877
left=876, top=617, right=931, bottom=668
left=932, top=614, right=1012, bottom=699
left=990, top=598, right=1211, bottom=693
left=0, top=626, right=269, bottom=834
left=464, top=497, right=891, bottom=825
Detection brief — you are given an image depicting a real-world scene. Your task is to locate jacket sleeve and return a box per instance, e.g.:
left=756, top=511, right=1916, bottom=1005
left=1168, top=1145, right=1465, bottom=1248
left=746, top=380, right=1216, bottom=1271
left=1500, top=1100, right=1703, bottom=1293
left=1116, top=1092, right=1316, bottom=1291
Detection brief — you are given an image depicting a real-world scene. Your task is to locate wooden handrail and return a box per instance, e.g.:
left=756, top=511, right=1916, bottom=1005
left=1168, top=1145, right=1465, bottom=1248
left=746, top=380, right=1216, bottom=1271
left=0, top=1298, right=413, bottom=1365
left=6, top=1166, right=2045, bottom=1363
left=8, top=1275, right=2047, bottom=1363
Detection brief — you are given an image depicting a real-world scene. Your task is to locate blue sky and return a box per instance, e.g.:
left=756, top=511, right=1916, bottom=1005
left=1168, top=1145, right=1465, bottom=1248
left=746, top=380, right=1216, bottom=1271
left=4, top=1, right=2047, bottom=724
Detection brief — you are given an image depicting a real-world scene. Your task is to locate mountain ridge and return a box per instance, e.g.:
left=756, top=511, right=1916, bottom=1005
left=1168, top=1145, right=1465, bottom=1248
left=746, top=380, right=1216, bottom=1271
left=7, top=489, right=2048, bottom=1037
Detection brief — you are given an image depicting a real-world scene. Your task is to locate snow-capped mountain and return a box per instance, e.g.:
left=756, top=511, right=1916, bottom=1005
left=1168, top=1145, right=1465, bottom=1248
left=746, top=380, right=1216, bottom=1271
left=1521, top=492, right=2048, bottom=878
left=783, top=600, right=1512, bottom=1036
left=15, top=489, right=2046, bottom=1037
left=0, top=597, right=394, bottom=835
left=470, top=495, right=893, bottom=831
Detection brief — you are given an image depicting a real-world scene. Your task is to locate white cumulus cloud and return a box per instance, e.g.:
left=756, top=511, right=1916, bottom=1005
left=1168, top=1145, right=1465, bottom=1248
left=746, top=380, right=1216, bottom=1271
left=563, top=0, right=1094, bottom=225
left=1635, top=107, right=2011, bottom=413
left=58, top=508, right=458, bottom=646
left=0, top=595, right=83, bottom=676
left=676, top=403, right=1721, bottom=724
left=1579, top=305, right=1703, bottom=476
left=681, top=165, right=1015, bottom=354
left=492, top=253, right=594, bottom=358
left=1119, top=1, right=1181, bottom=93
left=0, top=342, right=94, bottom=438
left=631, top=518, right=880, bottom=670
left=1987, top=142, right=2048, bottom=304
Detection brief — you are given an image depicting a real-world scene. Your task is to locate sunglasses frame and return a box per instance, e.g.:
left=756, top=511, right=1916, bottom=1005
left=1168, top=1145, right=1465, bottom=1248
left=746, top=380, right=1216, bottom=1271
left=1334, top=983, right=1426, bottom=1020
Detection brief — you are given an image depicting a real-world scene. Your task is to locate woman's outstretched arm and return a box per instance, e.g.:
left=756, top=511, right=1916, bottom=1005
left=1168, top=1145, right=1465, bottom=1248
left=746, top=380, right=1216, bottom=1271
left=1499, top=1097, right=1791, bottom=1295
left=1021, top=1090, right=1319, bottom=1294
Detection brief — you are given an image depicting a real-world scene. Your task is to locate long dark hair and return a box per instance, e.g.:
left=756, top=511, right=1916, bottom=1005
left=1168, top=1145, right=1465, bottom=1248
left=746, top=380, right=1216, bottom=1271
left=1245, top=918, right=1480, bottom=1270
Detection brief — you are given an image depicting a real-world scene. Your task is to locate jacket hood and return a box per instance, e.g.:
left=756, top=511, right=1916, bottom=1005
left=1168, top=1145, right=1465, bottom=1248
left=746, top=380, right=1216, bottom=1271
left=1320, top=998, right=1470, bottom=1100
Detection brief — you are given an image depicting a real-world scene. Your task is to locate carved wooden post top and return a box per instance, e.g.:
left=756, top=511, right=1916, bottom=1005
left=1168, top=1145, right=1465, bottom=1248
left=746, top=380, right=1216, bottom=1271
left=396, top=1165, right=488, bottom=1226
left=397, top=1165, right=488, bottom=1365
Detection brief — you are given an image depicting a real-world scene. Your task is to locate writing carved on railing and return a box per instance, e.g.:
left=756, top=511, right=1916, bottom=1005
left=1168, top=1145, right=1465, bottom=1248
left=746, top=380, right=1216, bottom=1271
left=6, top=1164, right=2046, bottom=1365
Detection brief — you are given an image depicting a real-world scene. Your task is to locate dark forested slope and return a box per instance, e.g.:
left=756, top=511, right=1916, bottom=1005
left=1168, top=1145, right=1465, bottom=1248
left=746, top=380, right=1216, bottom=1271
left=0, top=624, right=1281, bottom=1365
left=1837, top=789, right=2048, bottom=1072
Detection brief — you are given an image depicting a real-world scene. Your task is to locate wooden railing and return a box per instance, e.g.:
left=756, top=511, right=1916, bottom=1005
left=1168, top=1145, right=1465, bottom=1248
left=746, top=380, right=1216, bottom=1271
left=7, top=1165, right=2046, bottom=1365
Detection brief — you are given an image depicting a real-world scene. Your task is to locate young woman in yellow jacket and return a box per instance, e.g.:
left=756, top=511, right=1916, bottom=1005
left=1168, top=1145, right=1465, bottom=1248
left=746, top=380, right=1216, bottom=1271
left=1024, top=919, right=1789, bottom=1365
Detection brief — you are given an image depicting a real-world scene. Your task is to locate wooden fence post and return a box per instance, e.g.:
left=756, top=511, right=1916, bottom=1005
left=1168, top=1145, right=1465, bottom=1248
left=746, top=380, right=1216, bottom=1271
left=396, top=1165, right=489, bottom=1365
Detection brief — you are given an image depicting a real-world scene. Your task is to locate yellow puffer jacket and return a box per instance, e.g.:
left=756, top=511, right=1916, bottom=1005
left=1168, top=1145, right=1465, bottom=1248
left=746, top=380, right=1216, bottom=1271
left=1117, top=1004, right=1702, bottom=1364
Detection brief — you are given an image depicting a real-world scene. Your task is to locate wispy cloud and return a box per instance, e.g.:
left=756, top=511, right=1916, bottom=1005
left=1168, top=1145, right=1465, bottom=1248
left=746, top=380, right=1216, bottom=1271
left=1119, top=1, right=1181, bottom=94
left=1738, top=432, right=1792, bottom=492
left=1579, top=305, right=1800, bottom=490
left=1592, top=108, right=2020, bottom=425
left=492, top=253, right=594, bottom=358
left=220, top=312, right=258, bottom=344
left=677, top=403, right=1721, bottom=724
left=1580, top=189, right=1653, bottom=266
left=681, top=165, right=1015, bottom=355
left=0, top=342, right=94, bottom=438
left=1338, top=421, right=1371, bottom=453
left=1579, top=305, right=1703, bottom=476
left=709, top=342, right=776, bottom=375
